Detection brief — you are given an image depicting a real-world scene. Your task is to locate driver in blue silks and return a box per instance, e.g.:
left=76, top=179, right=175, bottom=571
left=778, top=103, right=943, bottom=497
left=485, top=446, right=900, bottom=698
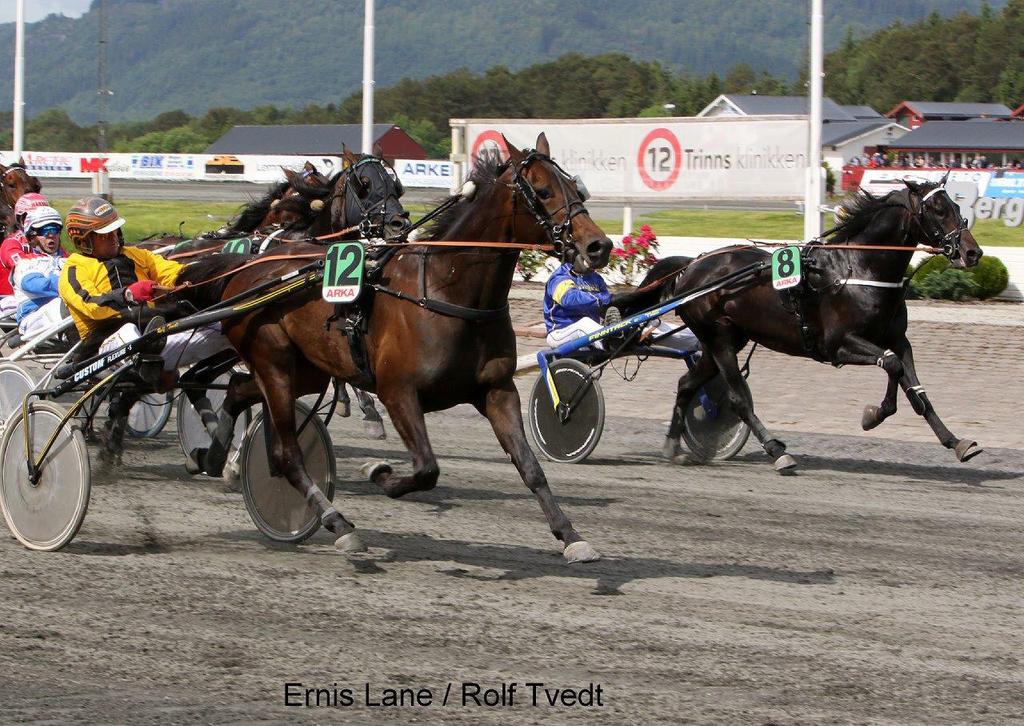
left=543, top=261, right=611, bottom=348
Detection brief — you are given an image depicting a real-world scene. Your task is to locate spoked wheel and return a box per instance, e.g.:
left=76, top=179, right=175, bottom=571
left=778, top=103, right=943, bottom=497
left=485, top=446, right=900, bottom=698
left=0, top=362, right=36, bottom=432
left=681, top=374, right=751, bottom=462
left=126, top=391, right=173, bottom=439
left=176, top=373, right=250, bottom=463
left=528, top=358, right=605, bottom=464
left=239, top=401, right=335, bottom=544
left=0, top=400, right=90, bottom=551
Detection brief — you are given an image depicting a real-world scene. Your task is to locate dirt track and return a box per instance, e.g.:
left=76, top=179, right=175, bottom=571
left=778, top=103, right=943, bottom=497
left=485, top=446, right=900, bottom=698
left=1, top=299, right=1022, bottom=724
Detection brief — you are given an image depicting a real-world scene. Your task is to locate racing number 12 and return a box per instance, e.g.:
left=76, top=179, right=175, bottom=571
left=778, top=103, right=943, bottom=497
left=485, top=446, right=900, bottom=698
left=327, top=244, right=361, bottom=286
left=646, top=146, right=671, bottom=173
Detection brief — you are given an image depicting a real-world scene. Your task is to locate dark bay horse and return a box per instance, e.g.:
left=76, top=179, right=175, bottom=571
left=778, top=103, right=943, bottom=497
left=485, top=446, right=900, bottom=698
left=176, top=133, right=612, bottom=563
left=0, top=159, right=41, bottom=232
left=664, top=178, right=983, bottom=473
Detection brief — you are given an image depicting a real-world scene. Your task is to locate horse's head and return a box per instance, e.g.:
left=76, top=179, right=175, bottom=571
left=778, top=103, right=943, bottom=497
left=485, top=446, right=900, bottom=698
left=328, top=145, right=411, bottom=241
left=905, top=176, right=982, bottom=268
left=0, top=158, right=42, bottom=208
left=505, top=133, right=612, bottom=273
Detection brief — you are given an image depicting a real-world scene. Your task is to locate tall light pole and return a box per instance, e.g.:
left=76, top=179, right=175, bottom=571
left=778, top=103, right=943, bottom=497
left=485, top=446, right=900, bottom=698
left=804, top=0, right=824, bottom=241
left=97, top=0, right=110, bottom=153
left=361, top=0, right=375, bottom=154
left=13, top=0, right=26, bottom=157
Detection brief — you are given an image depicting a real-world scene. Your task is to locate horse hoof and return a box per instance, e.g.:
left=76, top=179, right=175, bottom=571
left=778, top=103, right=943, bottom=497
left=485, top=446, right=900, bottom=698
left=362, top=420, right=387, bottom=440
left=861, top=405, right=883, bottom=431
left=338, top=402, right=352, bottom=418
left=661, top=436, right=682, bottom=460
left=773, top=454, right=798, bottom=474
left=360, top=461, right=392, bottom=483
left=563, top=540, right=601, bottom=564
left=954, top=439, right=983, bottom=462
left=335, top=531, right=367, bottom=553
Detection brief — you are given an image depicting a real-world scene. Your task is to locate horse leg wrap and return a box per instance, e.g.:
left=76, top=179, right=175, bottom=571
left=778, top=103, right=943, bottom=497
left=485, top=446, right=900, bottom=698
left=875, top=349, right=900, bottom=373
left=906, top=385, right=928, bottom=416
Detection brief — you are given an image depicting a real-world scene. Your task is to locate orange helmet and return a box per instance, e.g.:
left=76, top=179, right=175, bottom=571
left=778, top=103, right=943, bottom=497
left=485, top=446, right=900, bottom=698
left=65, top=196, right=126, bottom=255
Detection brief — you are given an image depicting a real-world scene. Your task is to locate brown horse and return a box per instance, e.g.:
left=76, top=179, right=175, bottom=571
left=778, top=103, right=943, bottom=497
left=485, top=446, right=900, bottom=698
left=663, top=178, right=984, bottom=473
left=0, top=159, right=42, bottom=213
left=177, top=132, right=612, bottom=562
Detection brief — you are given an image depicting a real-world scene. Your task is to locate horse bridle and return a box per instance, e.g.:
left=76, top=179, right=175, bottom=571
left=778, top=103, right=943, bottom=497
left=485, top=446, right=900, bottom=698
left=1, top=163, right=32, bottom=206
left=333, top=157, right=404, bottom=239
left=511, top=151, right=591, bottom=260
left=909, top=185, right=967, bottom=260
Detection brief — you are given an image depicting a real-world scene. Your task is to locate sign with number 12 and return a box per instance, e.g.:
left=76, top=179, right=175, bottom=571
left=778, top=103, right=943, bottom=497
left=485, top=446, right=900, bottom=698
left=322, top=242, right=366, bottom=302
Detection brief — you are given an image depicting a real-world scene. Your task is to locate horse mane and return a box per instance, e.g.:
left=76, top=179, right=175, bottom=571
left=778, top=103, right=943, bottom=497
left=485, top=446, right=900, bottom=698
left=227, top=181, right=291, bottom=233
left=828, top=187, right=916, bottom=245
left=288, top=171, right=340, bottom=200
left=175, top=251, right=254, bottom=309
left=421, top=155, right=506, bottom=241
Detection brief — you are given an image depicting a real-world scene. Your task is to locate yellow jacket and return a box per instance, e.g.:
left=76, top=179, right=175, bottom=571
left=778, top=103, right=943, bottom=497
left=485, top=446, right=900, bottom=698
left=59, top=246, right=184, bottom=339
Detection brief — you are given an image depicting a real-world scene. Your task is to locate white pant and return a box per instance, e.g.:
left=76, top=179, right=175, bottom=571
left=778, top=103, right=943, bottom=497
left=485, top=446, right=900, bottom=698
left=0, top=295, right=17, bottom=317
left=644, top=320, right=700, bottom=353
left=17, top=298, right=65, bottom=338
left=546, top=316, right=605, bottom=349
left=100, top=323, right=231, bottom=372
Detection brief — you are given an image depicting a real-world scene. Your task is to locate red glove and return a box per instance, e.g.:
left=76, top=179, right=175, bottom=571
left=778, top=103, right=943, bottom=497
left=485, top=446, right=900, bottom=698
left=124, top=279, right=156, bottom=304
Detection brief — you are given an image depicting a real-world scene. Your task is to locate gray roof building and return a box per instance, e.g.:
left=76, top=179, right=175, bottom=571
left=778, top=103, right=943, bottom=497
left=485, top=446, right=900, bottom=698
left=697, top=94, right=856, bottom=122
left=841, top=105, right=883, bottom=120
left=204, top=124, right=427, bottom=159
left=888, top=120, right=1024, bottom=151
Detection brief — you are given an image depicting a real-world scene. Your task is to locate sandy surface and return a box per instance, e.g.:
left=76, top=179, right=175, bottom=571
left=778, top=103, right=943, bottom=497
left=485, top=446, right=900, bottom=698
left=1, top=296, right=1022, bottom=724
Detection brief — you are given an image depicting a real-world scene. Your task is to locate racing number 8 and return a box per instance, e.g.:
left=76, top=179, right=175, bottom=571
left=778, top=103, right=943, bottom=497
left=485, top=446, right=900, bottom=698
left=777, top=248, right=795, bottom=277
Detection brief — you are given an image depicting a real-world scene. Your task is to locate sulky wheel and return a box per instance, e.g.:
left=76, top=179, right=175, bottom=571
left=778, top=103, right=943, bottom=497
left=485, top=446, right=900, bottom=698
left=126, top=391, right=173, bottom=439
left=528, top=358, right=605, bottom=464
left=0, top=399, right=90, bottom=551
left=680, top=374, right=750, bottom=463
left=239, top=401, right=335, bottom=544
left=0, top=362, right=36, bottom=433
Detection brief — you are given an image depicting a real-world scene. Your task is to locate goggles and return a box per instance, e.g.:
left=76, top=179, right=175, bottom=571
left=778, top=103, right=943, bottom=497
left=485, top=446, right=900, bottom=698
left=31, top=224, right=62, bottom=238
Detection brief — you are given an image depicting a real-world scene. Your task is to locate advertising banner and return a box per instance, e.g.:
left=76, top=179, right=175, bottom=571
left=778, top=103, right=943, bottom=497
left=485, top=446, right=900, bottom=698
left=3, top=150, right=450, bottom=188
left=453, top=117, right=811, bottom=200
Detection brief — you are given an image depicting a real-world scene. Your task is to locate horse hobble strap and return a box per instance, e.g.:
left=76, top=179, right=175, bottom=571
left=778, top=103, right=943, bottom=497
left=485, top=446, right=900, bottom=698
left=325, top=304, right=374, bottom=382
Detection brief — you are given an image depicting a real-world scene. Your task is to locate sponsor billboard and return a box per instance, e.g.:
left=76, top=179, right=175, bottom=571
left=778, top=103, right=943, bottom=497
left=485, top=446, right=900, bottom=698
left=2, top=150, right=450, bottom=188
left=858, top=169, right=1024, bottom=228
left=452, top=117, right=811, bottom=200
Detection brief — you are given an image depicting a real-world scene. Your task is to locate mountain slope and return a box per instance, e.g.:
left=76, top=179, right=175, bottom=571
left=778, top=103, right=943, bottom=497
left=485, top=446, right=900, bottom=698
left=0, top=0, right=1007, bottom=122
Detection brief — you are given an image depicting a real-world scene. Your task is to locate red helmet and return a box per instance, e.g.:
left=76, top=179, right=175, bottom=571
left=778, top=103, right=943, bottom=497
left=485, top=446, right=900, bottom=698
left=65, top=196, right=126, bottom=255
left=14, top=192, right=49, bottom=225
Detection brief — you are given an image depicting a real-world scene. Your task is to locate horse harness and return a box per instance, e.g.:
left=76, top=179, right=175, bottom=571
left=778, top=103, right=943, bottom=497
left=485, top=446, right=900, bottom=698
left=323, top=149, right=579, bottom=382
left=776, top=185, right=967, bottom=363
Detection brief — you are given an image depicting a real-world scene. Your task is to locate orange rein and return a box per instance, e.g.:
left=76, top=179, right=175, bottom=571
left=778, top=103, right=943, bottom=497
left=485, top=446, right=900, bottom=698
left=627, top=239, right=942, bottom=296
left=155, top=238, right=557, bottom=301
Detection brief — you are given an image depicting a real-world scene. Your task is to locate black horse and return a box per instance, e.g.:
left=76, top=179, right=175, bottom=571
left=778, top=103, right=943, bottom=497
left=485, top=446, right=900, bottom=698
left=663, top=178, right=984, bottom=473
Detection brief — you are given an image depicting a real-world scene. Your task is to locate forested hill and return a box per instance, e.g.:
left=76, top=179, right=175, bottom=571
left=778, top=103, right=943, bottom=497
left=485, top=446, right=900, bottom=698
left=0, top=0, right=1006, bottom=123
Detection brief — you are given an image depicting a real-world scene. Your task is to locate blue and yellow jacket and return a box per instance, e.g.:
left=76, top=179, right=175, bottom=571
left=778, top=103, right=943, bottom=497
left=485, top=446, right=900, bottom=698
left=543, top=262, right=611, bottom=332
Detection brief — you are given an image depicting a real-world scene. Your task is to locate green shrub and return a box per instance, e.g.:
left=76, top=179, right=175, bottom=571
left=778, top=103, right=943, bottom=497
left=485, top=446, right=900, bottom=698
left=910, top=269, right=978, bottom=300
left=516, top=249, right=548, bottom=281
left=911, top=255, right=950, bottom=280
left=968, top=256, right=1009, bottom=299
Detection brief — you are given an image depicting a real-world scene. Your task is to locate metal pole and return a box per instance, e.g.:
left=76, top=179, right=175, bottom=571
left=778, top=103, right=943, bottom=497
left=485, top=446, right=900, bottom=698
left=13, top=0, right=26, bottom=157
left=804, top=0, right=824, bottom=241
left=97, top=0, right=109, bottom=153
left=361, top=0, right=375, bottom=153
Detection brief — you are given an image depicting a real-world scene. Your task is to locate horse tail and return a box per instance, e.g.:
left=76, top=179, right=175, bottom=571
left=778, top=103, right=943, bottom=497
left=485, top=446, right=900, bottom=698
left=610, top=255, right=692, bottom=315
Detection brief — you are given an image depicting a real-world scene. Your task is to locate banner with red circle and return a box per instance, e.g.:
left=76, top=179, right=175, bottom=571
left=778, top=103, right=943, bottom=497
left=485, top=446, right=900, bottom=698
left=470, top=130, right=509, bottom=167
left=637, top=128, right=682, bottom=191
